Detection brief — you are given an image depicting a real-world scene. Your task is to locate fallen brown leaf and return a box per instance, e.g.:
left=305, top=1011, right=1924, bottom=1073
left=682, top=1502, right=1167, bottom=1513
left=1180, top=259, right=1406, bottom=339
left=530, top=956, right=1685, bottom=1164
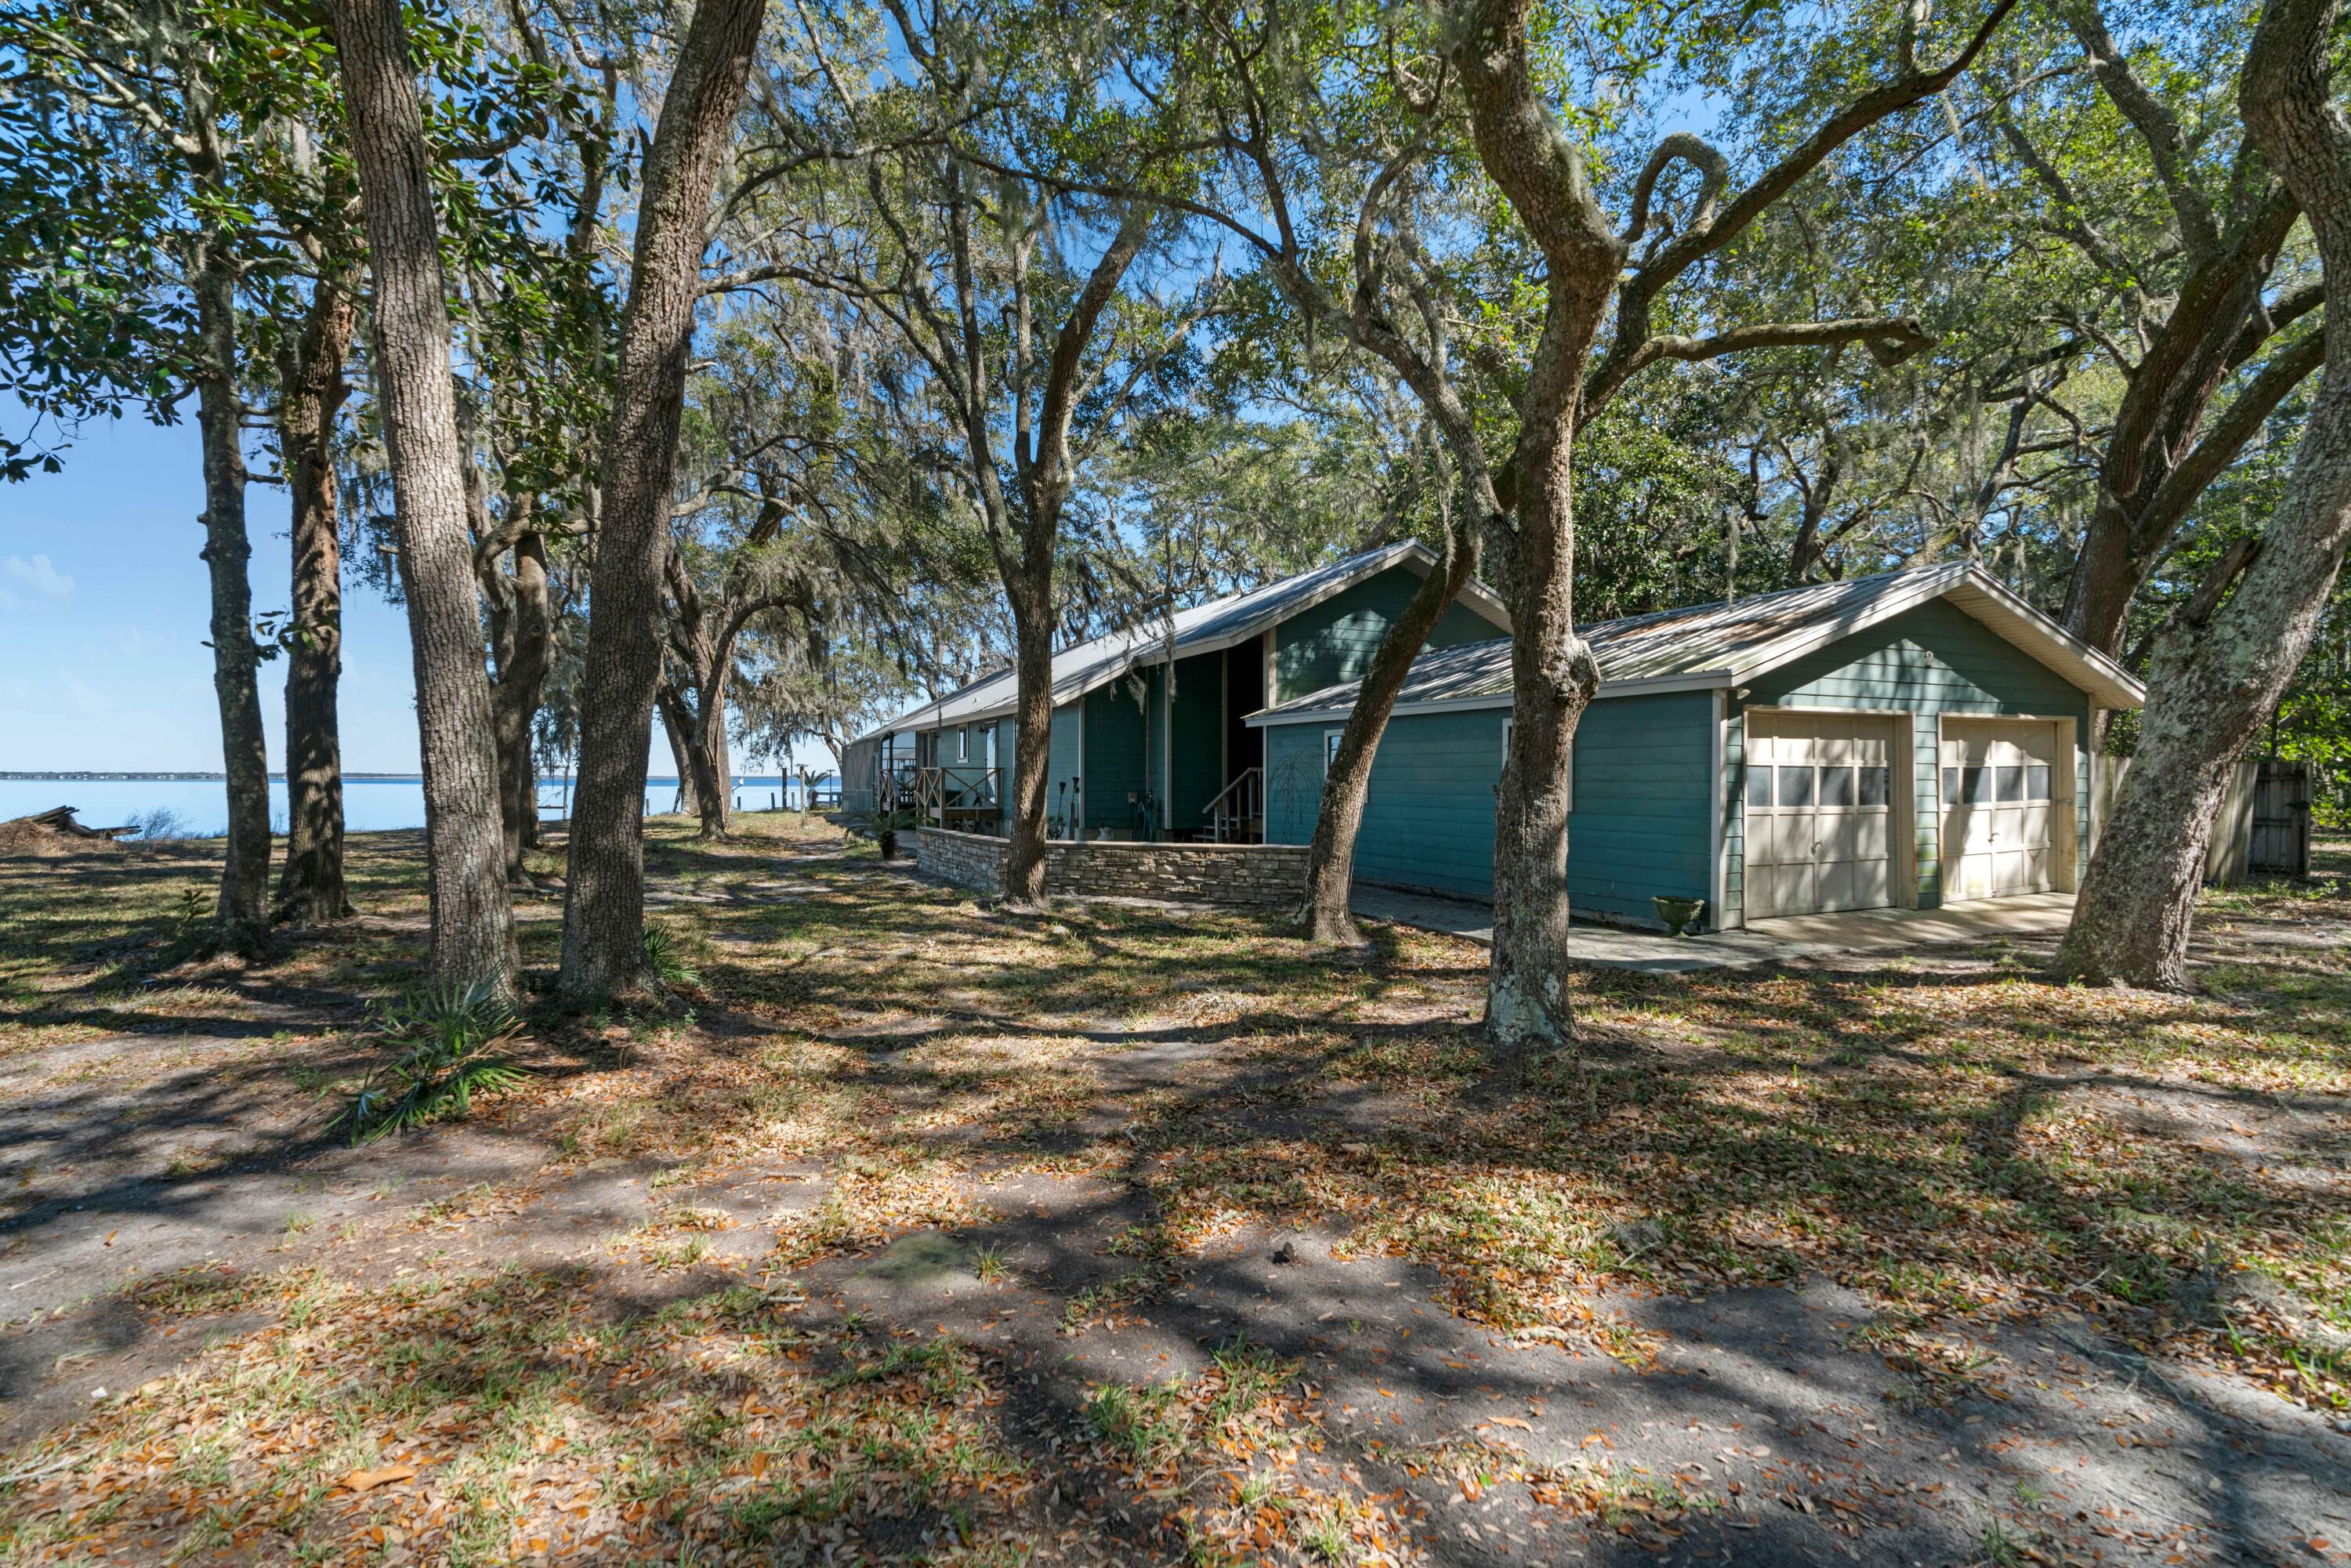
left=341, top=1461, right=418, bottom=1493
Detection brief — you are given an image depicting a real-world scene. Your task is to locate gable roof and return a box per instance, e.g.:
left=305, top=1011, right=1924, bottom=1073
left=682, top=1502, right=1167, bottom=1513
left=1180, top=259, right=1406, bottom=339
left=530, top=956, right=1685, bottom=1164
left=1247, top=562, right=2146, bottom=725
left=852, top=541, right=1511, bottom=742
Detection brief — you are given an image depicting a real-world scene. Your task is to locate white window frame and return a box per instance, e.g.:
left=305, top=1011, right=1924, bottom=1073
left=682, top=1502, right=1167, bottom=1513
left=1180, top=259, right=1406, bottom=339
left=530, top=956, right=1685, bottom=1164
left=955, top=726, right=967, bottom=762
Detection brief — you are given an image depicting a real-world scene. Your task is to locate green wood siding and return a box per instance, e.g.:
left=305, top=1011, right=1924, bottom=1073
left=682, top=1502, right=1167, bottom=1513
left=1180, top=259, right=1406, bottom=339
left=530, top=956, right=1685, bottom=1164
left=1047, top=705, right=1082, bottom=832
left=1082, top=680, right=1148, bottom=835
left=1271, top=566, right=1498, bottom=704
left=1741, top=597, right=2094, bottom=910
left=1559, top=693, right=1715, bottom=924
left=1168, top=650, right=1226, bottom=829
left=1266, top=690, right=1714, bottom=925
left=1266, top=709, right=1502, bottom=900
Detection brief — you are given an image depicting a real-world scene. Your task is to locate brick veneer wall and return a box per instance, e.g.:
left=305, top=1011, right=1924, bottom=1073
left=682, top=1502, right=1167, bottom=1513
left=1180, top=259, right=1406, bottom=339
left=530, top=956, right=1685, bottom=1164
left=912, top=827, right=1307, bottom=908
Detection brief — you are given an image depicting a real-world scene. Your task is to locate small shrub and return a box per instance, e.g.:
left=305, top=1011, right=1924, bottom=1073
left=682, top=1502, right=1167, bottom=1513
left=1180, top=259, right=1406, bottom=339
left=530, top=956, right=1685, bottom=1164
left=172, top=885, right=210, bottom=942
left=642, top=922, right=701, bottom=988
left=339, top=980, right=531, bottom=1143
left=132, top=808, right=196, bottom=843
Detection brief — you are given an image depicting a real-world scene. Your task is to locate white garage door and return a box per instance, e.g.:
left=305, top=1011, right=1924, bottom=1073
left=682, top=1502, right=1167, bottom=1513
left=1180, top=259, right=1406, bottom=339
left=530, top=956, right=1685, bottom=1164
left=1940, top=719, right=2059, bottom=901
left=1744, top=713, right=1896, bottom=918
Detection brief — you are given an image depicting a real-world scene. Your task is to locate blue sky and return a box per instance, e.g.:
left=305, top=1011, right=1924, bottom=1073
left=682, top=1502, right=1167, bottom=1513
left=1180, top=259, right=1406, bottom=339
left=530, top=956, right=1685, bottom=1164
left=3, top=406, right=838, bottom=778
left=2, top=407, right=429, bottom=774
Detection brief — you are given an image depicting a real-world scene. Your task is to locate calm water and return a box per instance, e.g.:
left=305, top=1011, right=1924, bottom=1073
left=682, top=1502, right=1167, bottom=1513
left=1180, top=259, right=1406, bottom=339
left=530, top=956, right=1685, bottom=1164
left=0, top=775, right=838, bottom=839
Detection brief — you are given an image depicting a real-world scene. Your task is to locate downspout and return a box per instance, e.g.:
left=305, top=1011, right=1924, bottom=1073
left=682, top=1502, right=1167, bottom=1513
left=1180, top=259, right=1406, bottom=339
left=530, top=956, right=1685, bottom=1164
left=1710, top=686, right=1728, bottom=932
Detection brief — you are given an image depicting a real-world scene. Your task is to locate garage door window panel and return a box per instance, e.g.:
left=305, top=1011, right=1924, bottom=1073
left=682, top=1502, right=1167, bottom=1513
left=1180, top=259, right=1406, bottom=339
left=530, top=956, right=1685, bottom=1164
left=1939, top=719, right=2063, bottom=903
left=1744, top=713, right=1897, bottom=918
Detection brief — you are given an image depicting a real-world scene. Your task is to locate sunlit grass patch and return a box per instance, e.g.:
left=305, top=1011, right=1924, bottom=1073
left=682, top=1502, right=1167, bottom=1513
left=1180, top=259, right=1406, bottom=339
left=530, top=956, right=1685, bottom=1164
left=0, top=1270, right=1041, bottom=1565
left=129, top=1262, right=328, bottom=1321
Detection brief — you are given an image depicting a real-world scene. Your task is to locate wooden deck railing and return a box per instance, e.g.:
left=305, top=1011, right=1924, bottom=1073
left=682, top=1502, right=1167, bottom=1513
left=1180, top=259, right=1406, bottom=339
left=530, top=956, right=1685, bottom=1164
left=1201, top=766, right=1264, bottom=844
left=915, top=765, right=1003, bottom=830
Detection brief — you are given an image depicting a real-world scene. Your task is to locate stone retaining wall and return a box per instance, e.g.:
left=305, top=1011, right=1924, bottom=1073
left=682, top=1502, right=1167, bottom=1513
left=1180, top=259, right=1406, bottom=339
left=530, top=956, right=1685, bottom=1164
left=912, top=827, right=1307, bottom=908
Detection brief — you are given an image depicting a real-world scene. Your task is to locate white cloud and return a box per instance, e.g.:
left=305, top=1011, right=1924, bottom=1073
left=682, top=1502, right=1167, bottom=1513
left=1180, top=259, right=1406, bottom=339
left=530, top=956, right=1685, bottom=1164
left=2, top=553, right=74, bottom=602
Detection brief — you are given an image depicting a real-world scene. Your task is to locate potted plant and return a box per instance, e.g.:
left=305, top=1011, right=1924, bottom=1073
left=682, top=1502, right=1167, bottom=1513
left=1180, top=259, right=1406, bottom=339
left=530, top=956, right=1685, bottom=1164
left=1651, top=895, right=1706, bottom=937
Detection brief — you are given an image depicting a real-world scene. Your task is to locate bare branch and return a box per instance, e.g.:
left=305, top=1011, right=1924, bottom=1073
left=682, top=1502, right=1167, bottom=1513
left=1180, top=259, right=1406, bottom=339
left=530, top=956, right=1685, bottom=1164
left=1587, top=317, right=1933, bottom=415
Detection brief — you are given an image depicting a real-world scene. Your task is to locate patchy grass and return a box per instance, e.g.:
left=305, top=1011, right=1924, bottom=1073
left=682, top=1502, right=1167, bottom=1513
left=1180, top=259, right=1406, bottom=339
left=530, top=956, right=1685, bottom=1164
left=0, top=817, right=2346, bottom=1563
left=2, top=1269, right=1036, bottom=1563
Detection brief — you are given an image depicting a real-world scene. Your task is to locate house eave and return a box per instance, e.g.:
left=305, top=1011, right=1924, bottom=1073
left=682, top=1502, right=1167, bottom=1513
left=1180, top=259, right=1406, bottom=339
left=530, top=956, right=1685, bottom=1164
left=1244, top=669, right=1736, bottom=727
left=850, top=540, right=1512, bottom=743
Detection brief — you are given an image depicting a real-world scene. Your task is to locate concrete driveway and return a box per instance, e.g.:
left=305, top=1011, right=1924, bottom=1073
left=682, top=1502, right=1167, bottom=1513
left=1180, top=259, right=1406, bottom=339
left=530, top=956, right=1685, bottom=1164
left=1350, top=885, right=2078, bottom=972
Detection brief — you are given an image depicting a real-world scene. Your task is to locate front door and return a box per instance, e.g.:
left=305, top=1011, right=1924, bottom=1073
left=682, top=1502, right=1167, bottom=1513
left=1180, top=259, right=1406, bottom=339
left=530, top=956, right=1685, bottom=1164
left=1744, top=713, right=1896, bottom=918
left=1940, top=719, right=2059, bottom=901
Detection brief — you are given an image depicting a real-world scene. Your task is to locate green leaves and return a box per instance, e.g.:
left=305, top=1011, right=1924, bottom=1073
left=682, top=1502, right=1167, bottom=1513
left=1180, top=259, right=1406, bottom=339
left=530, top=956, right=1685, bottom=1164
left=341, top=979, right=532, bottom=1143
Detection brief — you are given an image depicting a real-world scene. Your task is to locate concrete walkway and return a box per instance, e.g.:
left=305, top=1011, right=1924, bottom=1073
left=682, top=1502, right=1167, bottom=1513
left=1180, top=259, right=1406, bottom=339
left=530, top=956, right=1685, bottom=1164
left=1350, top=885, right=2079, bottom=972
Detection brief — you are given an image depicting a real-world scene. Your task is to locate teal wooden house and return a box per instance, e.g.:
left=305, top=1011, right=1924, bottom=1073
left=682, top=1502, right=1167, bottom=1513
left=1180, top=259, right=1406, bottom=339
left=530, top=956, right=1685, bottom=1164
left=842, top=543, right=1509, bottom=840
left=1248, top=564, right=2145, bottom=931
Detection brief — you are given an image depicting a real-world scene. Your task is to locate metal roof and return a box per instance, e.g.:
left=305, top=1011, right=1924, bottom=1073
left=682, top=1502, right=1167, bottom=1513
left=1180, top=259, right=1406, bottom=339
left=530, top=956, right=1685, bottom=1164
left=851, top=541, right=1511, bottom=742
left=1248, top=562, right=2146, bottom=725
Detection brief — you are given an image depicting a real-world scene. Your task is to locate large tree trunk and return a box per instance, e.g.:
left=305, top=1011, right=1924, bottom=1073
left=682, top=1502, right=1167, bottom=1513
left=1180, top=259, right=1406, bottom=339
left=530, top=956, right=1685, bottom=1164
left=691, top=664, right=734, bottom=839
left=558, top=0, right=766, bottom=1005
left=276, top=280, right=356, bottom=924
left=2052, top=188, right=2300, bottom=657
left=2061, top=0, right=2351, bottom=988
left=1449, top=4, right=1624, bottom=1053
left=656, top=687, right=701, bottom=817
left=191, top=240, right=272, bottom=955
left=1298, top=531, right=1477, bottom=943
left=330, top=0, right=519, bottom=995
left=1001, top=573, right=1055, bottom=904
left=486, top=524, right=553, bottom=887
left=1482, top=292, right=1607, bottom=1051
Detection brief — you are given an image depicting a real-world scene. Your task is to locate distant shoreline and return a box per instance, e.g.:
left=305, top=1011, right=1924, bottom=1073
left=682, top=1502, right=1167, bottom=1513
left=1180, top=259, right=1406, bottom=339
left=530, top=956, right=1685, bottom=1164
left=2, top=771, right=425, bottom=782
left=1, top=771, right=835, bottom=784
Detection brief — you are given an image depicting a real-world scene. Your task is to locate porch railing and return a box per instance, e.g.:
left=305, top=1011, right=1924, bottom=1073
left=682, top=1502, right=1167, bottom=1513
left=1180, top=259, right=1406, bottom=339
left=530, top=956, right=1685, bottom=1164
left=1201, top=766, right=1263, bottom=844
left=915, top=765, right=1004, bottom=831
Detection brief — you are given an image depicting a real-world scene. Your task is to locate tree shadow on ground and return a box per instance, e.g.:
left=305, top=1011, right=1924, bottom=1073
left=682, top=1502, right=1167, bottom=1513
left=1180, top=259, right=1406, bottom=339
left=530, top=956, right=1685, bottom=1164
left=2, top=820, right=2346, bottom=1564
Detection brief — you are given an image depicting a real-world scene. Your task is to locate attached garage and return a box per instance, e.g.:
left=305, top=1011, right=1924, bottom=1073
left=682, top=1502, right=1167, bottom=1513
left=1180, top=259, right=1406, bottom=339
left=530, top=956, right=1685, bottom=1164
left=1250, top=562, right=2145, bottom=933
left=1939, top=717, right=2070, bottom=902
left=1742, top=712, right=1900, bottom=918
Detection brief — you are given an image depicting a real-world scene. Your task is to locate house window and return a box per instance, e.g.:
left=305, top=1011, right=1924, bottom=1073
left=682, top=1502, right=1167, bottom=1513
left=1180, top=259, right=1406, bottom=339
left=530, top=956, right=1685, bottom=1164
left=955, top=728, right=967, bottom=762
left=1324, top=730, right=1344, bottom=774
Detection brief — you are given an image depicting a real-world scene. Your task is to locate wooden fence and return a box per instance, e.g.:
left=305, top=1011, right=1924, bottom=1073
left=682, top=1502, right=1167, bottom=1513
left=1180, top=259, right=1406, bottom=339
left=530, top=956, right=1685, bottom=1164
left=2091, top=755, right=2313, bottom=884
